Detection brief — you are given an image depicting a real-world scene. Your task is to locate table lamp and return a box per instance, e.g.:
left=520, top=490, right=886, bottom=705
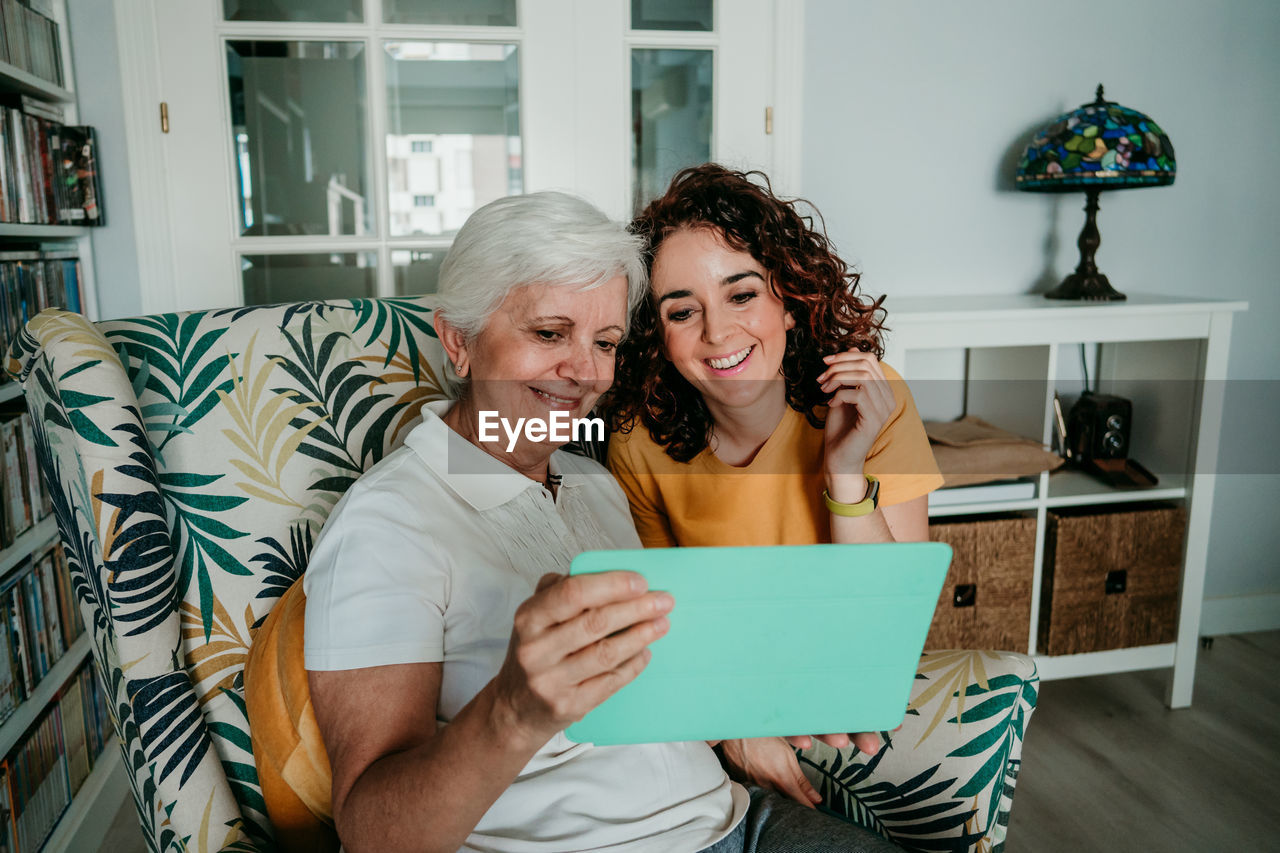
left=1016, top=85, right=1176, bottom=300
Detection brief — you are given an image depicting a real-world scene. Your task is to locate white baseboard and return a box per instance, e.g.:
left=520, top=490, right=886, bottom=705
left=1200, top=593, right=1280, bottom=636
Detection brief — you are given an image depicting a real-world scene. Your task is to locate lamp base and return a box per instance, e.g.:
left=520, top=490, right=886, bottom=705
left=1045, top=271, right=1126, bottom=301
left=1044, top=188, right=1127, bottom=301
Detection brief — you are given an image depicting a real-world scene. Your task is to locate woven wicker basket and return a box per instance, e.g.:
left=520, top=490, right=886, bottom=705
left=1040, top=502, right=1186, bottom=655
left=926, top=514, right=1036, bottom=652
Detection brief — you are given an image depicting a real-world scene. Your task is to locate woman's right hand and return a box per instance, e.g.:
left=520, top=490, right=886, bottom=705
left=491, top=571, right=674, bottom=749
left=818, top=351, right=895, bottom=494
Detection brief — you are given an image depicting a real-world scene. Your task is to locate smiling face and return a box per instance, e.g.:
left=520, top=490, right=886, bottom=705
left=650, top=227, right=795, bottom=417
left=440, top=277, right=628, bottom=467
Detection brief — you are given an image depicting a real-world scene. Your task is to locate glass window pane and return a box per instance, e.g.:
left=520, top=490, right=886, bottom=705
left=223, top=0, right=362, bottom=23
left=631, top=0, right=713, bottom=31
left=383, top=0, right=516, bottom=26
left=385, top=42, right=521, bottom=238
left=241, top=253, right=377, bottom=306
left=631, top=49, right=712, bottom=213
left=227, top=41, right=373, bottom=237
left=392, top=248, right=448, bottom=295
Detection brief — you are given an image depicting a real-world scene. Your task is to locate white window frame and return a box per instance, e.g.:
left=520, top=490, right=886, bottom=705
left=212, top=17, right=527, bottom=305
left=111, top=0, right=803, bottom=314
left=626, top=12, right=719, bottom=214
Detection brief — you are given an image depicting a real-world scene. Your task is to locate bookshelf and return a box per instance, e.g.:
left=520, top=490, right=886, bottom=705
left=0, top=2, right=127, bottom=852
left=0, top=225, right=86, bottom=238
left=0, top=634, right=90, bottom=761
left=0, top=60, right=70, bottom=104
left=34, top=750, right=123, bottom=853
left=0, top=515, right=55, bottom=578
left=884, top=293, right=1247, bottom=709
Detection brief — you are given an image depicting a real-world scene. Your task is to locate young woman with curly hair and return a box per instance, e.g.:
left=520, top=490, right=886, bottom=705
left=604, top=164, right=945, bottom=809
left=607, top=163, right=942, bottom=548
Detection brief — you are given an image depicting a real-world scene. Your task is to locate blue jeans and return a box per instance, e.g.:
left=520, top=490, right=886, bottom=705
left=699, top=787, right=903, bottom=853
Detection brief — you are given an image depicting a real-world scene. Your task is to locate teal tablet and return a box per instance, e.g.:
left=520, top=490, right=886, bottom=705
left=565, top=542, right=951, bottom=746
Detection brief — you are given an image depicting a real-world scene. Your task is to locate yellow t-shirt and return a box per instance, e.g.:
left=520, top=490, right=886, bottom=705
left=607, top=364, right=944, bottom=547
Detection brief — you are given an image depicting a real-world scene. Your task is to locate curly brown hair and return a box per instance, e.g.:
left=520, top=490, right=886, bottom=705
left=605, top=163, right=888, bottom=462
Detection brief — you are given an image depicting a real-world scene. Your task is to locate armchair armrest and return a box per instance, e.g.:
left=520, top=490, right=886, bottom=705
left=799, top=650, right=1038, bottom=853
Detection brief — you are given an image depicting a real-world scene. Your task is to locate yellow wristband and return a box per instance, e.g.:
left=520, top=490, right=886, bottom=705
left=823, top=475, right=880, bottom=517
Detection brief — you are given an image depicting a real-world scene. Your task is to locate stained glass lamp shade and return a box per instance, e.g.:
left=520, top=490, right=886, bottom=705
left=1016, top=85, right=1176, bottom=300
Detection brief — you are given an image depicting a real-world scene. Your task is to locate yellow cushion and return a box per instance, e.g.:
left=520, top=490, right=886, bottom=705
left=244, top=579, right=340, bottom=853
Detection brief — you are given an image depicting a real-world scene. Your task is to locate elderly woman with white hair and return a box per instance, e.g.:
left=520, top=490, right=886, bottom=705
left=245, top=192, right=902, bottom=853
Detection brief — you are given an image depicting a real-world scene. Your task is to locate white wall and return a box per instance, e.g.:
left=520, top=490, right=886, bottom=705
left=801, top=0, right=1280, bottom=626
left=66, top=0, right=143, bottom=320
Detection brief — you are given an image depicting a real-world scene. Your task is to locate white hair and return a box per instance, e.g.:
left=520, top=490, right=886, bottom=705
left=434, top=193, right=647, bottom=390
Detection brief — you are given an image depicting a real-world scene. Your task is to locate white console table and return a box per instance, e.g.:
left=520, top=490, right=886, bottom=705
left=883, top=293, right=1247, bottom=708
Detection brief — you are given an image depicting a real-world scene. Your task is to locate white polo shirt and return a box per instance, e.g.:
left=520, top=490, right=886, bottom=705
left=304, top=400, right=747, bottom=853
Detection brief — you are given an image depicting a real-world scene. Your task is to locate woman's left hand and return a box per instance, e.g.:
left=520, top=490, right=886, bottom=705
left=818, top=351, right=895, bottom=495
left=784, top=731, right=883, bottom=755
left=716, top=737, right=822, bottom=808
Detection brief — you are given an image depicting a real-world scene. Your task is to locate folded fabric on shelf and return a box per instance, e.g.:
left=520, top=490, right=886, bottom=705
left=925, top=415, right=1065, bottom=487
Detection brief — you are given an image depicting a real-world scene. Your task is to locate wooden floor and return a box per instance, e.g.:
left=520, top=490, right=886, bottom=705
left=97, top=632, right=1280, bottom=852
left=98, top=790, right=146, bottom=853
left=1008, top=631, right=1280, bottom=851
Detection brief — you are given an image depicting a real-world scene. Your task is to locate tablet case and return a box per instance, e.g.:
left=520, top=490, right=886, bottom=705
left=566, top=542, right=951, bottom=745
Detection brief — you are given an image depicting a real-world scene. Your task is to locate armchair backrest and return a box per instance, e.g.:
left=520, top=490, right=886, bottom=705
left=9, top=298, right=449, bottom=852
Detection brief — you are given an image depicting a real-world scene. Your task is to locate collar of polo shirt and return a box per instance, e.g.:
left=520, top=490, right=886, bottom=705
left=407, top=400, right=582, bottom=512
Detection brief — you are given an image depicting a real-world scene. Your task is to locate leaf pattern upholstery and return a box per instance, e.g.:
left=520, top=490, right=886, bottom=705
left=8, top=298, right=1036, bottom=853
left=799, top=651, right=1038, bottom=852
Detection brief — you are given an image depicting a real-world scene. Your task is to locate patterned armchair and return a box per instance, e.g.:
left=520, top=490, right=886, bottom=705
left=8, top=298, right=1037, bottom=853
